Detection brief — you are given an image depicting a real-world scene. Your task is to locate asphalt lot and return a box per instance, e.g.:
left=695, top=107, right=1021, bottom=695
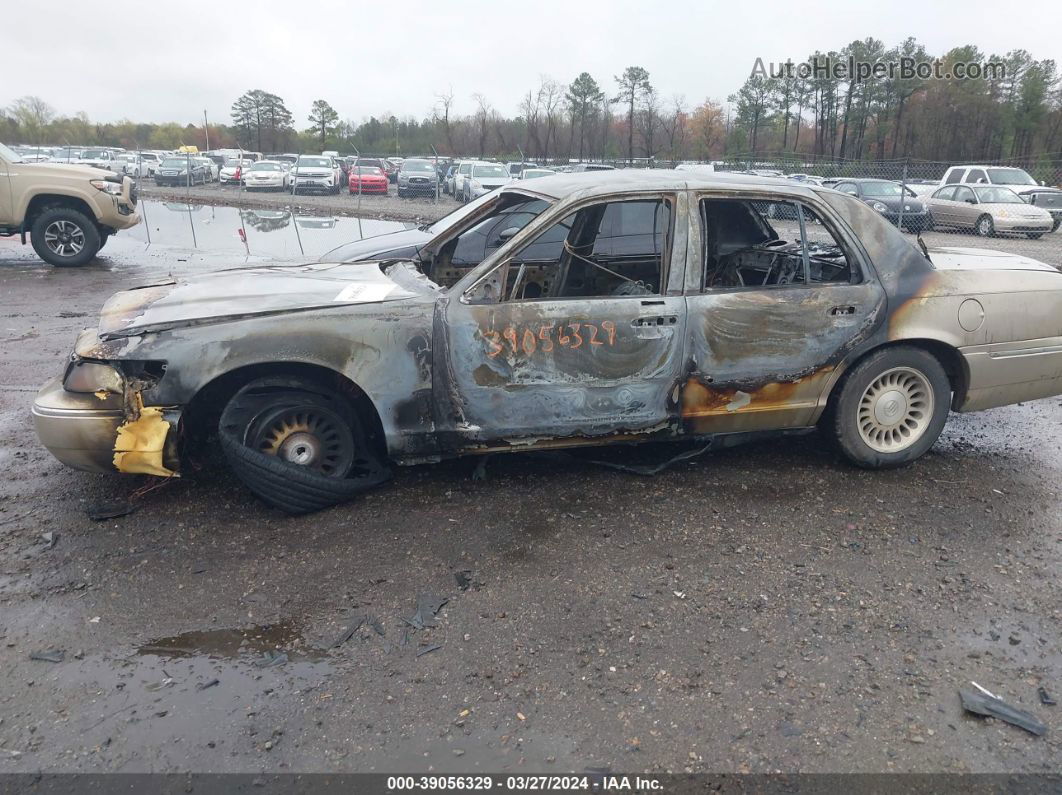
left=0, top=219, right=1060, bottom=774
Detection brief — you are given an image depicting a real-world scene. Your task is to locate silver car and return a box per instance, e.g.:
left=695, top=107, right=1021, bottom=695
left=396, top=158, right=439, bottom=198
left=926, top=184, right=1054, bottom=238
left=462, top=162, right=511, bottom=202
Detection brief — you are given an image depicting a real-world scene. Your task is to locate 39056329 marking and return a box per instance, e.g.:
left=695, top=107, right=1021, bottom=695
left=483, top=321, right=617, bottom=358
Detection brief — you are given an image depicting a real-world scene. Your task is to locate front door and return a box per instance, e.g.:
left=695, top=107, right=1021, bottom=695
left=681, top=195, right=886, bottom=434
left=436, top=192, right=689, bottom=451
left=0, top=156, right=13, bottom=226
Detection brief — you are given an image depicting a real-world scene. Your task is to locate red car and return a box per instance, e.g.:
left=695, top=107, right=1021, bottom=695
left=348, top=166, right=389, bottom=195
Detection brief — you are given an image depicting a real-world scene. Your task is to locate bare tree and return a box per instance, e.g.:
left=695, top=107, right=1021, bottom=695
left=432, top=88, right=456, bottom=153
left=472, top=93, right=492, bottom=156
left=520, top=88, right=543, bottom=158
left=658, top=95, right=689, bottom=162
left=8, top=96, right=55, bottom=143
left=539, top=78, right=565, bottom=162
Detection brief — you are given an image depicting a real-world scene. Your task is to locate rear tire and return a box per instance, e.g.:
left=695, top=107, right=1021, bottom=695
left=31, top=207, right=100, bottom=267
left=1026, top=232, right=1044, bottom=239
left=828, top=346, right=950, bottom=469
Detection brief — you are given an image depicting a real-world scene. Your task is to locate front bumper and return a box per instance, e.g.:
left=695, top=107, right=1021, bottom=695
left=468, top=183, right=506, bottom=199
left=33, top=375, right=181, bottom=476
left=400, top=180, right=438, bottom=192
left=993, top=216, right=1053, bottom=233
left=882, top=210, right=929, bottom=228
left=292, top=175, right=335, bottom=189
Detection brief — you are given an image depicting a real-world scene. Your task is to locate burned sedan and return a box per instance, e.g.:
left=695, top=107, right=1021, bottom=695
left=33, top=172, right=1062, bottom=514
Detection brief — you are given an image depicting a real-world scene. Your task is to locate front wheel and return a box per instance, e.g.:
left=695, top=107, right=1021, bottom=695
left=219, top=377, right=389, bottom=514
left=827, top=346, right=950, bottom=469
left=31, top=207, right=101, bottom=267
left=975, top=214, right=995, bottom=237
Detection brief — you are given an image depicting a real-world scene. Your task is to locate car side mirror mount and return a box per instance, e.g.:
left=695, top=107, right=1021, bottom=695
left=462, top=263, right=506, bottom=305
left=965, top=199, right=976, bottom=205
left=490, top=226, right=521, bottom=247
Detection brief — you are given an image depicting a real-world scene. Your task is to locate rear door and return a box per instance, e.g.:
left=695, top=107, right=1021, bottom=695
left=951, top=186, right=979, bottom=228
left=681, top=193, right=886, bottom=434
left=437, top=191, right=689, bottom=450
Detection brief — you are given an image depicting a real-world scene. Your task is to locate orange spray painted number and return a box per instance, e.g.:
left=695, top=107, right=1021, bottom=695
left=485, top=321, right=618, bottom=358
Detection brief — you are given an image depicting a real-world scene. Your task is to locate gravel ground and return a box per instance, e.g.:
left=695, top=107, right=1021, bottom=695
left=0, top=222, right=1060, bottom=775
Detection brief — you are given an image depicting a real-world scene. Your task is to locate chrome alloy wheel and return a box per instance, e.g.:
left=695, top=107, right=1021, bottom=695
left=43, top=220, right=86, bottom=257
left=856, top=366, right=935, bottom=453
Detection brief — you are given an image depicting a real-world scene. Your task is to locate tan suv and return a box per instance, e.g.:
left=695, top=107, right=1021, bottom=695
left=0, top=142, right=141, bottom=266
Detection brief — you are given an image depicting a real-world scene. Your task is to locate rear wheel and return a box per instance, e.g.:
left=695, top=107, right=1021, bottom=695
left=31, top=207, right=101, bottom=267
left=1026, top=232, right=1044, bottom=239
left=219, top=377, right=389, bottom=514
left=828, top=346, right=950, bottom=469
left=975, top=214, right=994, bottom=237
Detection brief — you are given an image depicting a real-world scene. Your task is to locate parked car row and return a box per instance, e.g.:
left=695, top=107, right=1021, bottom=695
left=720, top=163, right=1061, bottom=237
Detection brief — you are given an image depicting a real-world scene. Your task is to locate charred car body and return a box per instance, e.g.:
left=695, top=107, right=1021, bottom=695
left=33, top=172, right=1062, bottom=513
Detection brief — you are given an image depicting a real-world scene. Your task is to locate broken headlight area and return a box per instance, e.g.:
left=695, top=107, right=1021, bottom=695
left=63, top=360, right=124, bottom=394
left=63, top=358, right=168, bottom=412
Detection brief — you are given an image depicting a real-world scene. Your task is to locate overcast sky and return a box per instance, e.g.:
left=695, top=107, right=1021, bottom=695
left=4, top=0, right=1059, bottom=126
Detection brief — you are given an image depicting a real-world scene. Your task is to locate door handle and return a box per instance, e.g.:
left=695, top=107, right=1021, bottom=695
left=829, top=305, right=856, bottom=316
left=633, top=315, right=679, bottom=327
left=640, top=299, right=666, bottom=306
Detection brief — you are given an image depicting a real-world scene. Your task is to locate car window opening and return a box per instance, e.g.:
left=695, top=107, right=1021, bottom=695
left=701, top=199, right=854, bottom=290
left=470, top=198, right=672, bottom=303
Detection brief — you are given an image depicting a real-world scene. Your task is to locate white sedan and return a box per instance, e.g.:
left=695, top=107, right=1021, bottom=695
left=243, top=161, right=291, bottom=192
left=219, top=158, right=247, bottom=185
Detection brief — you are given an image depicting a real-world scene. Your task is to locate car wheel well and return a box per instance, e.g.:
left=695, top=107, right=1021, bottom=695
left=183, top=362, right=386, bottom=457
left=25, top=194, right=96, bottom=229
left=830, top=339, right=968, bottom=412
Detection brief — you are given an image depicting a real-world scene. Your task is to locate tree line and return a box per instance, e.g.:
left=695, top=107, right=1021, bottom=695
left=3, top=37, right=1059, bottom=167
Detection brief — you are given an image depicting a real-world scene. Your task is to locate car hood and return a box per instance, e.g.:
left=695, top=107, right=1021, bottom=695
left=318, top=226, right=432, bottom=263
left=867, top=195, right=924, bottom=211
left=928, top=247, right=1059, bottom=273
left=96, top=261, right=426, bottom=339
left=980, top=202, right=1051, bottom=216
left=19, top=161, right=113, bottom=180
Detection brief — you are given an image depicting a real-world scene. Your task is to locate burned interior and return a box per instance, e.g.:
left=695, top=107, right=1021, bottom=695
left=701, top=199, right=853, bottom=288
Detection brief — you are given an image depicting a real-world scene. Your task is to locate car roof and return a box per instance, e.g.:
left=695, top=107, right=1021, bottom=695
left=500, top=168, right=815, bottom=200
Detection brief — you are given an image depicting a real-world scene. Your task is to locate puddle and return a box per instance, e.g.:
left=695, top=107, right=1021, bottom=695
left=125, top=200, right=412, bottom=259
left=137, top=620, right=326, bottom=662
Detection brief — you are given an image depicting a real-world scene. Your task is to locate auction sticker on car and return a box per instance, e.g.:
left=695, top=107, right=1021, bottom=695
left=333, top=283, right=394, bottom=303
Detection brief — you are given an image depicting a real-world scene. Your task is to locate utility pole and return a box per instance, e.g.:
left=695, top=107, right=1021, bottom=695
left=203, top=110, right=211, bottom=151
